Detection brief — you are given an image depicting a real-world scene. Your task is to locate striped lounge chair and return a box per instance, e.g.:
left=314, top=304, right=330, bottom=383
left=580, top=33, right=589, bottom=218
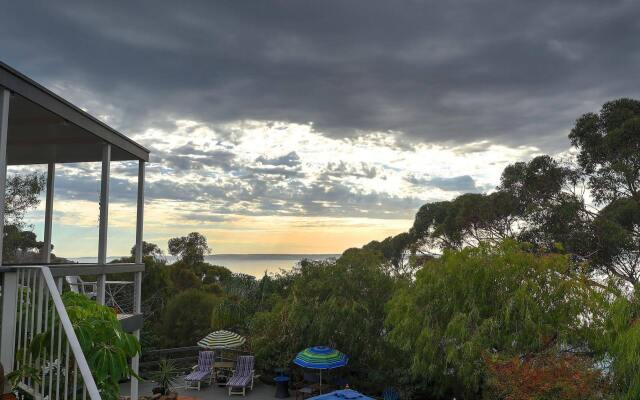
left=185, top=351, right=215, bottom=390
left=227, top=355, right=255, bottom=396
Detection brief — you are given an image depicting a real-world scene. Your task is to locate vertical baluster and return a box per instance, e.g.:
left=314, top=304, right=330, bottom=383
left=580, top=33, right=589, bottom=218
left=34, top=271, right=44, bottom=395
left=21, top=270, right=30, bottom=370
left=64, top=341, right=70, bottom=400
left=27, top=270, right=37, bottom=384
left=73, top=360, right=78, bottom=400
left=26, top=270, right=32, bottom=387
left=56, top=319, right=62, bottom=400
left=49, top=289, right=56, bottom=399
left=42, top=287, right=49, bottom=394
left=15, top=269, right=24, bottom=369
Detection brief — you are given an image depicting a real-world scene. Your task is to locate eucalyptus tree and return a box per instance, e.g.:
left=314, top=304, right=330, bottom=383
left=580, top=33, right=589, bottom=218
left=570, top=98, right=640, bottom=284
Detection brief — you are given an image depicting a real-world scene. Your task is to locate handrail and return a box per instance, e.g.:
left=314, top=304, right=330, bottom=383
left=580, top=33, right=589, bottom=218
left=40, top=266, right=101, bottom=399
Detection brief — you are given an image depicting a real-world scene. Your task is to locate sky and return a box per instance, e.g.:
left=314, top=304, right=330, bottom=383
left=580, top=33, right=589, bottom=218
left=2, top=1, right=640, bottom=257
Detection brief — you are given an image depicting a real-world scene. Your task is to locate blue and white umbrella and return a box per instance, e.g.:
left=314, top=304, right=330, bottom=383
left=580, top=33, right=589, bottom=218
left=309, top=389, right=373, bottom=400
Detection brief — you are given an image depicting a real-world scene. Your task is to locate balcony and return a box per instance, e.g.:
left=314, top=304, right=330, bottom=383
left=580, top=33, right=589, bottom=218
left=0, top=61, right=150, bottom=399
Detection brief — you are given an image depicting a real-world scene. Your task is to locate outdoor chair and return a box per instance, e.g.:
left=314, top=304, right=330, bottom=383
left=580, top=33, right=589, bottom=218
left=227, top=355, right=255, bottom=396
left=185, top=350, right=215, bottom=390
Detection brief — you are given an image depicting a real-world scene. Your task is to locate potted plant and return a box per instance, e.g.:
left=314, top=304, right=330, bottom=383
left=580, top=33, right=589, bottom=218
left=150, top=359, right=179, bottom=396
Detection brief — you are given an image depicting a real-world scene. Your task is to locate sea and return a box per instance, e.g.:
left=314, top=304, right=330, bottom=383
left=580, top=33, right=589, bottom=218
left=70, top=254, right=340, bottom=277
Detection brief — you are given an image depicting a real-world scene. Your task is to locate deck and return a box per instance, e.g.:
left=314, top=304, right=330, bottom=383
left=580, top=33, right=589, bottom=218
left=121, top=377, right=277, bottom=400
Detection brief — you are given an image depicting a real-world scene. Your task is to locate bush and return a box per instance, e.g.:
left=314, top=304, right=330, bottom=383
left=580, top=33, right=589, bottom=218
left=484, top=352, right=609, bottom=400
left=386, top=241, right=599, bottom=398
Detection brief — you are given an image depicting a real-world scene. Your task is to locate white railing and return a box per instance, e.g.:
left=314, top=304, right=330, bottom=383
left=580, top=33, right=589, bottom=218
left=13, top=266, right=101, bottom=400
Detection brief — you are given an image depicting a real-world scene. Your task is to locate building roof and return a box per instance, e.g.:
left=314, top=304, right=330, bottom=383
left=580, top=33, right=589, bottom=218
left=0, top=61, right=150, bottom=165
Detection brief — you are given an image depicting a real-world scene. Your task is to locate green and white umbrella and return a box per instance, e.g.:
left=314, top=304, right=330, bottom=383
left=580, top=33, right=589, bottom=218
left=198, top=330, right=246, bottom=349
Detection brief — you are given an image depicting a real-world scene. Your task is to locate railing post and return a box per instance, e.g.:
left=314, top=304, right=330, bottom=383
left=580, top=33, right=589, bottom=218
left=43, top=162, right=55, bottom=263
left=0, top=89, right=15, bottom=376
left=97, top=143, right=111, bottom=305
left=0, top=272, right=18, bottom=374
left=130, top=160, right=145, bottom=400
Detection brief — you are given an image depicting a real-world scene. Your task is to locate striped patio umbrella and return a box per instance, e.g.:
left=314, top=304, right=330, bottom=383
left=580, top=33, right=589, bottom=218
left=197, top=330, right=246, bottom=349
left=293, top=346, right=348, bottom=393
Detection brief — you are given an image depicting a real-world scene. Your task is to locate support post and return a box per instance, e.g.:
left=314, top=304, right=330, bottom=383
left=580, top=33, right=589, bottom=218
left=0, top=88, right=10, bottom=264
left=130, top=160, right=145, bottom=400
left=43, top=162, right=55, bottom=263
left=96, top=144, right=111, bottom=305
left=0, top=89, right=17, bottom=375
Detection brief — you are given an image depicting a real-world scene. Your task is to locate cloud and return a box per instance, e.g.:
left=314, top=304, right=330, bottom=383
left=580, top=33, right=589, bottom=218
left=406, top=174, right=481, bottom=192
left=256, top=151, right=300, bottom=167
left=3, top=1, right=639, bottom=152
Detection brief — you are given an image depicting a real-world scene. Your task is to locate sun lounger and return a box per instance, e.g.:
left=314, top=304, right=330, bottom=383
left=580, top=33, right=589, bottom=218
left=227, top=355, right=255, bottom=396
left=185, top=351, right=215, bottom=390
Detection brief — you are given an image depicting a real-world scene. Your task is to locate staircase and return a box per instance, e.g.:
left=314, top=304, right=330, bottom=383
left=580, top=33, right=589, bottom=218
left=0, top=263, right=143, bottom=400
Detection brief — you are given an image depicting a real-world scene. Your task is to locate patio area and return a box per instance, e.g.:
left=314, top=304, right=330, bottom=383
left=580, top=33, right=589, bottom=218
left=121, top=378, right=276, bottom=400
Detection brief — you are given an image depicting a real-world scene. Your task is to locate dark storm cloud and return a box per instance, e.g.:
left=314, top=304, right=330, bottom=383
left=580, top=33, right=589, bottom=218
left=3, top=1, right=640, bottom=151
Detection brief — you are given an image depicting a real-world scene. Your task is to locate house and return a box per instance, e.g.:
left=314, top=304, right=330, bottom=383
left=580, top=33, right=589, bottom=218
left=0, top=61, right=149, bottom=399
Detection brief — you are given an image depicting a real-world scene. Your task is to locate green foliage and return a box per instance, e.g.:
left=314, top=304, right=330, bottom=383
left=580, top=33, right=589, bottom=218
left=61, top=292, right=141, bottom=400
left=169, top=264, right=202, bottom=291
left=593, top=287, right=640, bottom=399
left=363, top=232, right=416, bottom=277
left=4, top=172, right=45, bottom=226
left=593, top=198, right=640, bottom=283
left=250, top=248, right=400, bottom=391
left=168, top=232, right=211, bottom=266
left=569, top=98, right=640, bottom=204
left=161, top=289, right=218, bottom=347
left=130, top=241, right=166, bottom=263
left=386, top=241, right=597, bottom=398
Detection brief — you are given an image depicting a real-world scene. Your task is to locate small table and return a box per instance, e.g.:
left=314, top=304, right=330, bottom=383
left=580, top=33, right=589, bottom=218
left=274, top=376, right=290, bottom=398
left=213, top=361, right=235, bottom=387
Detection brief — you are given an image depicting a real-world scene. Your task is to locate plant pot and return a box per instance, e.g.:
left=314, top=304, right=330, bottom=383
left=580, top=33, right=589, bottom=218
left=1, top=393, right=17, bottom=400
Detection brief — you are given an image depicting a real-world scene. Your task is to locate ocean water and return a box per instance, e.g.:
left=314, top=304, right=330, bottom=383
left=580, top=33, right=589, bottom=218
left=71, top=254, right=340, bottom=277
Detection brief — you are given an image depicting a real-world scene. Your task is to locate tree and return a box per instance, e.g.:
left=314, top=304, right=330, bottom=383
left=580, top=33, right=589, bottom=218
left=363, top=232, right=415, bottom=278
left=386, top=241, right=598, bottom=398
left=168, top=232, right=211, bottom=266
left=408, top=192, right=520, bottom=254
left=569, top=98, right=640, bottom=204
left=570, top=99, right=640, bottom=284
left=250, top=248, right=400, bottom=391
left=594, top=287, right=640, bottom=399
left=483, top=352, right=608, bottom=400
left=4, top=172, right=45, bottom=226
left=3, top=172, right=46, bottom=261
left=592, top=198, right=640, bottom=284
left=499, top=155, right=594, bottom=258
left=129, top=241, right=165, bottom=263
left=161, top=289, right=218, bottom=347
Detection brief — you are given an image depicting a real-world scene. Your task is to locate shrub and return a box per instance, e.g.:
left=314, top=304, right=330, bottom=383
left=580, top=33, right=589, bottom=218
left=484, top=352, right=609, bottom=400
